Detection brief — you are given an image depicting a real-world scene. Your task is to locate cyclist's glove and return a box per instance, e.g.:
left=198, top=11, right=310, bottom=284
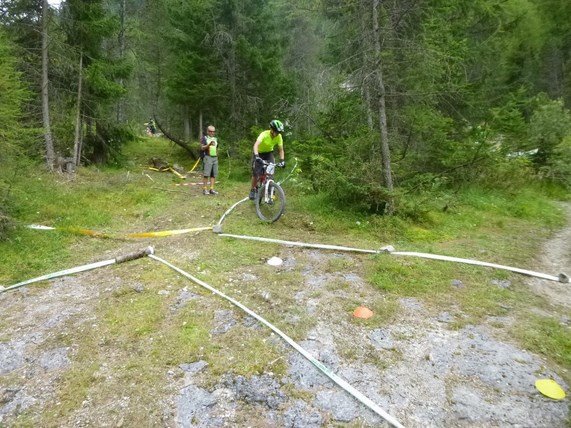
left=277, top=159, right=285, bottom=168
left=255, top=155, right=263, bottom=164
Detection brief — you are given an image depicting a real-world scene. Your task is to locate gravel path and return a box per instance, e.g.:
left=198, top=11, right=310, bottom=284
left=1, top=206, right=569, bottom=427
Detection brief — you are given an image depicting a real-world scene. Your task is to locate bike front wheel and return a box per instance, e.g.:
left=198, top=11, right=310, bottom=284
left=255, top=182, right=286, bottom=223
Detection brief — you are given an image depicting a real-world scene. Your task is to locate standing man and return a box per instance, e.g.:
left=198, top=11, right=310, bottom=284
left=250, top=119, right=285, bottom=199
left=201, top=125, right=219, bottom=195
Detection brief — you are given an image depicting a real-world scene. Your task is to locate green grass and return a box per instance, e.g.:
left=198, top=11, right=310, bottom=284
left=513, top=315, right=571, bottom=369
left=2, top=136, right=570, bottom=424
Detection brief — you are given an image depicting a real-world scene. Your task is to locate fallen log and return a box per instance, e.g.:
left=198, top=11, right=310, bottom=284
left=153, top=116, right=198, bottom=160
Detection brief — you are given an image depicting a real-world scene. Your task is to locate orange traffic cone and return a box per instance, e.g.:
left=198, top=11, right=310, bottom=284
left=353, top=306, right=373, bottom=319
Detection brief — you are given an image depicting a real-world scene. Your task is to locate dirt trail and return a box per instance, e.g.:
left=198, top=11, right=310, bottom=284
left=0, top=205, right=569, bottom=427
left=526, top=202, right=571, bottom=309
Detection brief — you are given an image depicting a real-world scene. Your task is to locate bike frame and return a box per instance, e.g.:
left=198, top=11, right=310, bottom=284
left=257, top=161, right=276, bottom=202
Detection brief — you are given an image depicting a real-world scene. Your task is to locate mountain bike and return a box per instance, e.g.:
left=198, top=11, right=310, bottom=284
left=254, top=160, right=286, bottom=223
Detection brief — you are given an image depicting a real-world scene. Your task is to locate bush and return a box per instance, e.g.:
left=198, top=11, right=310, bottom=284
left=304, top=154, right=393, bottom=214
left=537, top=137, right=571, bottom=189
left=0, top=212, right=15, bottom=241
left=86, top=124, right=138, bottom=166
left=527, top=97, right=571, bottom=167
left=473, top=156, right=537, bottom=191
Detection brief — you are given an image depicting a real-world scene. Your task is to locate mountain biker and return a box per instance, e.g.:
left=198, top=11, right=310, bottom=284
left=249, top=119, right=285, bottom=200
left=201, top=125, right=219, bottom=195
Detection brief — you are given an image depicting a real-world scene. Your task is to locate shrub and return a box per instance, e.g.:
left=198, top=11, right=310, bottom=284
left=527, top=97, right=571, bottom=167
left=537, top=136, right=571, bottom=189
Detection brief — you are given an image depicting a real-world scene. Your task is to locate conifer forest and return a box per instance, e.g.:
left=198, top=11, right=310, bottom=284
left=2, top=0, right=570, bottom=212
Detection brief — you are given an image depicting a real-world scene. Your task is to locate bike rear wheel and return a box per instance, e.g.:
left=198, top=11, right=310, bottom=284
left=255, top=181, right=286, bottom=223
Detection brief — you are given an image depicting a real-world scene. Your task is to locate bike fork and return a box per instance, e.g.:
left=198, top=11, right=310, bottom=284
left=263, top=180, right=275, bottom=203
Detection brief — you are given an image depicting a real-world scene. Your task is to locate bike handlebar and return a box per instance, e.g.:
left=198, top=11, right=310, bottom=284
left=260, top=160, right=285, bottom=168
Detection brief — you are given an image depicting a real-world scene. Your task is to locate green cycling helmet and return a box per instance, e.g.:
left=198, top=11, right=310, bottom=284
left=269, top=119, right=284, bottom=133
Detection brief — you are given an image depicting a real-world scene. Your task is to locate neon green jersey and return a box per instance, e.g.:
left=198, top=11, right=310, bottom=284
left=257, top=130, right=283, bottom=153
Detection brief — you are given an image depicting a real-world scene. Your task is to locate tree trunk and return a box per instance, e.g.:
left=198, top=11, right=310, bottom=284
left=154, top=117, right=198, bottom=159
left=116, top=0, right=126, bottom=122
left=198, top=111, right=203, bottom=140
left=92, top=129, right=107, bottom=165
left=183, top=105, right=190, bottom=141
left=73, top=51, right=83, bottom=167
left=363, top=85, right=374, bottom=130
left=154, top=50, right=162, bottom=114
left=41, top=0, right=55, bottom=171
left=359, top=1, right=375, bottom=131
left=372, top=0, right=394, bottom=214
left=77, top=121, right=84, bottom=167
left=230, top=43, right=237, bottom=122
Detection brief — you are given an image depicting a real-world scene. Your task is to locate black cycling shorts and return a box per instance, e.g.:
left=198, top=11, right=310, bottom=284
left=251, top=152, right=274, bottom=177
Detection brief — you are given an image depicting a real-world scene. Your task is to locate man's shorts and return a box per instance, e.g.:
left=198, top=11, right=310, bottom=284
left=203, top=155, right=218, bottom=178
left=251, top=152, right=274, bottom=177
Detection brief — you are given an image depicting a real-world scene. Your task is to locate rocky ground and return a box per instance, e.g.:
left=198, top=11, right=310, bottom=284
left=1, top=205, right=569, bottom=427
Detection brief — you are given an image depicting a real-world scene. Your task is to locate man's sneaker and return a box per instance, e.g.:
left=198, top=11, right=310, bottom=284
left=209, top=189, right=218, bottom=195
left=203, top=189, right=209, bottom=195
left=249, top=189, right=256, bottom=200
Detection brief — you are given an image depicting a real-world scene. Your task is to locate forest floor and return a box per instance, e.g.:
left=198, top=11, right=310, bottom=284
left=0, top=186, right=569, bottom=427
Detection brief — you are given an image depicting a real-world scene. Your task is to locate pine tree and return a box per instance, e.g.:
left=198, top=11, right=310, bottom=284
left=60, top=0, right=130, bottom=164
